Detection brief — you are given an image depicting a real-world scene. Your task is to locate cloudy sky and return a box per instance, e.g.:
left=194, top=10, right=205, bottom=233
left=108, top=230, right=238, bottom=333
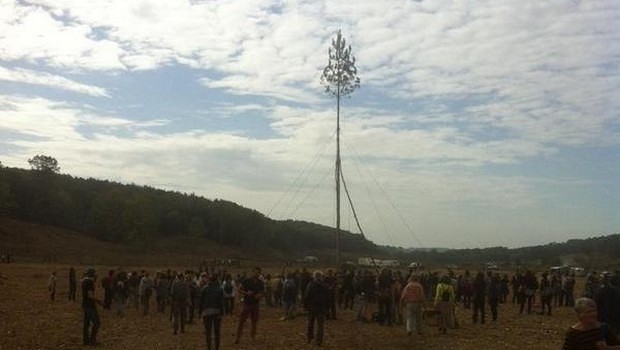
left=0, top=0, right=618, bottom=249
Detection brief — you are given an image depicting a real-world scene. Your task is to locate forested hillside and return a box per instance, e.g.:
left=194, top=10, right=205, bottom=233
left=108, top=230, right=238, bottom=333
left=387, top=235, right=620, bottom=269
left=0, top=166, right=376, bottom=255
left=1, top=165, right=618, bottom=268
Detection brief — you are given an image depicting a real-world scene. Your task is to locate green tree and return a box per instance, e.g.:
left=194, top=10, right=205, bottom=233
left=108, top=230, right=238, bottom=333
left=28, top=155, right=60, bottom=173
left=0, top=168, right=14, bottom=215
left=320, top=29, right=360, bottom=266
left=188, top=216, right=207, bottom=237
left=321, top=30, right=361, bottom=99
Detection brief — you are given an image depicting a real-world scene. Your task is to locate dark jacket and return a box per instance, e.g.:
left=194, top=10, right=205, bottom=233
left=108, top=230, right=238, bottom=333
left=171, top=279, right=190, bottom=304
left=199, top=283, right=224, bottom=316
left=304, top=280, right=330, bottom=312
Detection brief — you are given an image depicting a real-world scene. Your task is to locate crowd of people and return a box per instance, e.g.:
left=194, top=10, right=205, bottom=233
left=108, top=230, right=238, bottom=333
left=49, top=264, right=620, bottom=348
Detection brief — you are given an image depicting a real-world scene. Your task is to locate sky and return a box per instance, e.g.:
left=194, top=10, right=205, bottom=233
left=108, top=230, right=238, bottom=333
left=0, top=0, right=618, bottom=249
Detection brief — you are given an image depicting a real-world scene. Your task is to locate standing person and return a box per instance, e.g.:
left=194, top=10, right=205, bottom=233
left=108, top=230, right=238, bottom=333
left=282, top=273, right=297, bottom=320
left=101, top=270, right=115, bottom=310
left=48, top=271, right=57, bottom=302
left=472, top=272, right=487, bottom=324
left=552, top=273, right=562, bottom=307
left=488, top=274, right=501, bottom=322
left=114, top=271, right=128, bottom=317
left=520, top=270, right=538, bottom=315
left=264, top=274, right=273, bottom=307
left=68, top=267, right=77, bottom=301
left=393, top=272, right=405, bottom=325
left=565, top=272, right=576, bottom=307
left=377, top=268, right=395, bottom=326
left=500, top=274, right=510, bottom=304
left=304, top=270, right=330, bottom=346
left=341, top=270, right=356, bottom=310
left=357, top=270, right=375, bottom=322
left=562, top=297, right=620, bottom=349
left=434, top=275, right=455, bottom=334
left=299, top=268, right=311, bottom=304
left=188, top=273, right=199, bottom=324
left=171, top=273, right=190, bottom=335
left=539, top=272, right=553, bottom=316
left=126, top=272, right=140, bottom=310
left=234, top=267, right=265, bottom=344
left=82, top=268, right=101, bottom=346
left=595, top=275, right=620, bottom=331
left=511, top=272, right=523, bottom=304
left=427, top=273, right=439, bottom=302
left=139, top=272, right=153, bottom=315
left=460, top=270, right=473, bottom=309
left=155, top=272, right=169, bottom=313
left=400, top=275, right=425, bottom=336
left=199, top=274, right=224, bottom=350
left=272, top=273, right=283, bottom=308
left=221, top=273, right=236, bottom=315
left=324, top=269, right=338, bottom=320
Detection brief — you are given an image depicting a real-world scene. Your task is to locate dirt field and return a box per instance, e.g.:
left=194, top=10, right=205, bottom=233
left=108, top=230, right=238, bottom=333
left=0, top=263, right=579, bottom=350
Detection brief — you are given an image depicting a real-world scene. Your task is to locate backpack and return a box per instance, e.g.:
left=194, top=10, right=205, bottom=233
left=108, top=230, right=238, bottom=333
left=223, top=281, right=233, bottom=294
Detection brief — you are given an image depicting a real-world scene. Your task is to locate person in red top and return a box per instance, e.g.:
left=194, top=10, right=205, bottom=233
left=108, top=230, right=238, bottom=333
left=400, top=275, right=425, bottom=335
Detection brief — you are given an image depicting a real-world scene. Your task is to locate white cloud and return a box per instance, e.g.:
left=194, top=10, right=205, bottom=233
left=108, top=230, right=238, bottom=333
left=0, top=1, right=126, bottom=71
left=0, top=95, right=161, bottom=141
left=0, top=65, right=109, bottom=96
left=0, top=0, right=618, bottom=248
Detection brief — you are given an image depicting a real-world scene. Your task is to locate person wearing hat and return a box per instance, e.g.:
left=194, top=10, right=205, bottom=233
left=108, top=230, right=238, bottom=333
left=82, top=268, right=101, bottom=346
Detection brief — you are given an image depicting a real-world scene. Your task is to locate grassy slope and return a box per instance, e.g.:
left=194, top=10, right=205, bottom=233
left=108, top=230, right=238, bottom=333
left=0, top=217, right=291, bottom=267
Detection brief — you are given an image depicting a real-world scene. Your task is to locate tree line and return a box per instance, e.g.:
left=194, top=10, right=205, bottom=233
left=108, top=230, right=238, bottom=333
left=0, top=159, right=375, bottom=255
left=384, top=235, right=620, bottom=269
left=1, top=156, right=617, bottom=267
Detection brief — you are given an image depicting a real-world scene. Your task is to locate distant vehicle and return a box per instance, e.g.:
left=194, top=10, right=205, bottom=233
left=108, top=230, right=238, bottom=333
left=485, top=262, right=499, bottom=271
left=358, top=257, right=375, bottom=266
left=380, top=259, right=400, bottom=267
left=357, top=257, right=400, bottom=268
left=570, top=267, right=586, bottom=277
left=408, top=262, right=421, bottom=269
left=341, top=261, right=357, bottom=271
left=550, top=266, right=570, bottom=274
left=446, top=264, right=458, bottom=270
left=296, top=256, right=318, bottom=264
left=358, top=257, right=383, bottom=267
left=213, top=258, right=240, bottom=266
left=600, top=271, right=615, bottom=279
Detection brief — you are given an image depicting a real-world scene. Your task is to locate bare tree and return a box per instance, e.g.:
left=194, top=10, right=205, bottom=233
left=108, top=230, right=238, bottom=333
left=320, top=30, right=360, bottom=266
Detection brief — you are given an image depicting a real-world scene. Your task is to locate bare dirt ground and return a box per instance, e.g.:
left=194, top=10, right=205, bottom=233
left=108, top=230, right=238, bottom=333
left=0, top=263, right=576, bottom=350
